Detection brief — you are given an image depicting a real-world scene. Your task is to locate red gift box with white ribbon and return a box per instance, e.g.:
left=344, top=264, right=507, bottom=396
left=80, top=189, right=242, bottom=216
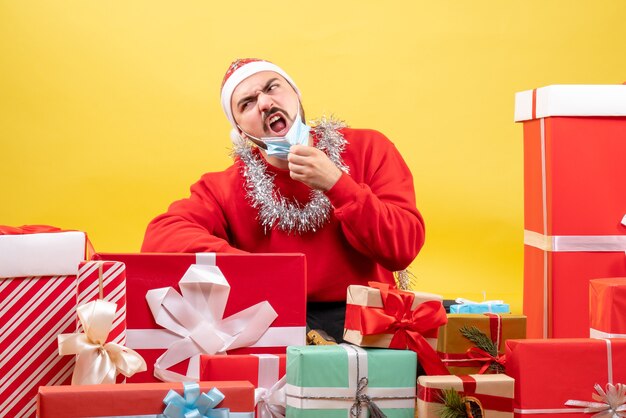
left=0, top=226, right=88, bottom=418
left=93, top=252, right=307, bottom=383
left=590, top=277, right=626, bottom=338
left=506, top=338, right=626, bottom=417
left=200, top=354, right=286, bottom=418
left=514, top=84, right=626, bottom=338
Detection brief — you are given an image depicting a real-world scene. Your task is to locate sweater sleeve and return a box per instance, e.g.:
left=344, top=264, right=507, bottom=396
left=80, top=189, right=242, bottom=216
left=324, top=130, right=425, bottom=271
left=141, top=174, right=248, bottom=254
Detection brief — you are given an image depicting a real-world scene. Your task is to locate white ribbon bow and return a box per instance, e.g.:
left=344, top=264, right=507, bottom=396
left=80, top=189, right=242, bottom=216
left=255, top=376, right=287, bottom=418
left=146, top=263, right=278, bottom=382
left=565, top=383, right=626, bottom=418
left=58, top=300, right=147, bottom=385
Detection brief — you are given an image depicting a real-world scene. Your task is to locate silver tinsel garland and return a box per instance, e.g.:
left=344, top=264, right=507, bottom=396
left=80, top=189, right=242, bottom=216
left=233, top=116, right=350, bottom=234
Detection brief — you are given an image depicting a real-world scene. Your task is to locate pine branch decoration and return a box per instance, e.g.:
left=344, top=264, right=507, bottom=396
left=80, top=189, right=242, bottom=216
left=459, top=325, right=505, bottom=373
left=439, top=387, right=467, bottom=418
left=439, top=388, right=485, bottom=418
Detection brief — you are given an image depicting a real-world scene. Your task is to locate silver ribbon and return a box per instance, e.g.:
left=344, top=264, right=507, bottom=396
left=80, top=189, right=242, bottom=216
left=565, top=383, right=626, bottom=417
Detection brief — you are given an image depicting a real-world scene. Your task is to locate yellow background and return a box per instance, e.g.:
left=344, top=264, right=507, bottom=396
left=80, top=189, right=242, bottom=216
left=2, top=1, right=625, bottom=314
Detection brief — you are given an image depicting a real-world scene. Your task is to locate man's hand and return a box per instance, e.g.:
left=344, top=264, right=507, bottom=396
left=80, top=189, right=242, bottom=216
left=287, top=145, right=342, bottom=191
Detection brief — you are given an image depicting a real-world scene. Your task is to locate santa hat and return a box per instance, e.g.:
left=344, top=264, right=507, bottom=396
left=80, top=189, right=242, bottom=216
left=220, top=58, right=300, bottom=131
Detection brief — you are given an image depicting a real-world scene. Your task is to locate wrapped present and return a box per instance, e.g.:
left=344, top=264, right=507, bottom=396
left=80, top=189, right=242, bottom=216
left=506, top=338, right=626, bottom=417
left=515, top=84, right=626, bottom=338
left=0, top=226, right=89, bottom=418
left=343, top=282, right=448, bottom=375
left=450, top=298, right=511, bottom=314
left=37, top=380, right=255, bottom=418
left=200, top=354, right=286, bottom=417
left=417, top=374, right=514, bottom=417
left=437, top=313, right=526, bottom=375
left=286, top=344, right=417, bottom=418
left=590, top=277, right=626, bottom=338
left=92, top=253, right=307, bottom=382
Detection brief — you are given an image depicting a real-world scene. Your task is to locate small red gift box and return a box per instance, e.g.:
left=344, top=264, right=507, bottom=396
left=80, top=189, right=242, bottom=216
left=515, top=85, right=626, bottom=338
left=506, top=338, right=626, bottom=417
left=343, top=282, right=448, bottom=375
left=200, top=354, right=286, bottom=417
left=0, top=227, right=89, bottom=418
left=590, top=277, right=626, bottom=338
left=93, top=253, right=307, bottom=382
left=37, top=380, right=255, bottom=418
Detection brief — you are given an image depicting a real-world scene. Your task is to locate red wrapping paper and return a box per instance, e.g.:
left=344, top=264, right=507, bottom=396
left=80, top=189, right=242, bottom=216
left=92, top=253, right=306, bottom=382
left=519, top=113, right=626, bottom=338
left=590, top=277, right=626, bottom=337
left=200, top=354, right=286, bottom=386
left=0, top=227, right=89, bottom=418
left=506, top=338, right=626, bottom=417
left=37, top=380, right=255, bottom=418
left=200, top=354, right=286, bottom=417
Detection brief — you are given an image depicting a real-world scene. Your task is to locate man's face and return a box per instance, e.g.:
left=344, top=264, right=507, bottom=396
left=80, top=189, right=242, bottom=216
left=231, top=71, right=301, bottom=140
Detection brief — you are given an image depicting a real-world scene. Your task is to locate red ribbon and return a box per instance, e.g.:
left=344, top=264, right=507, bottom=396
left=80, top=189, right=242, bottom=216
left=347, top=282, right=449, bottom=375
left=464, top=347, right=507, bottom=374
left=484, top=313, right=503, bottom=350
left=0, top=225, right=63, bottom=235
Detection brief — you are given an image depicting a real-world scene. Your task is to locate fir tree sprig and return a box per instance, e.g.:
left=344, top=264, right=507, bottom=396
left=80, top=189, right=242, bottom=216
left=439, top=387, right=467, bottom=418
left=439, top=388, right=485, bottom=418
left=459, top=325, right=505, bottom=373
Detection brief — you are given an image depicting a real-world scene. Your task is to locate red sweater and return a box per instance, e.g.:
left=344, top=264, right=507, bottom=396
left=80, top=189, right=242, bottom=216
left=142, top=128, right=425, bottom=301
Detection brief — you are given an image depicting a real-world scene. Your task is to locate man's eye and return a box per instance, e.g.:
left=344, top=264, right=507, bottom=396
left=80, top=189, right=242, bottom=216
left=268, top=83, right=279, bottom=91
left=241, top=101, right=252, bottom=110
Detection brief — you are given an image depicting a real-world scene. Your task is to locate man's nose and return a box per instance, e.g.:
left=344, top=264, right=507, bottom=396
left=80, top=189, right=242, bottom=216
left=257, top=92, right=274, bottom=112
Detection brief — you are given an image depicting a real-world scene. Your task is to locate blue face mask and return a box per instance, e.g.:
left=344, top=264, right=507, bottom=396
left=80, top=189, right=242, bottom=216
left=240, top=111, right=310, bottom=160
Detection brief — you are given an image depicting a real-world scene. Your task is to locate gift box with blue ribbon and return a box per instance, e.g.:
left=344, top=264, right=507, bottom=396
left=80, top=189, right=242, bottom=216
left=37, top=381, right=255, bottom=418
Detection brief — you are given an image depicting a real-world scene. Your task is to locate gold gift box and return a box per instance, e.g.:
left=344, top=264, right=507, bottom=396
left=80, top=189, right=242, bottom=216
left=437, top=314, right=526, bottom=375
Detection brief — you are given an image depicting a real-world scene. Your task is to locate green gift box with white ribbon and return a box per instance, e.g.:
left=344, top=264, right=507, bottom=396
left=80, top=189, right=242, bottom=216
left=285, top=344, right=416, bottom=418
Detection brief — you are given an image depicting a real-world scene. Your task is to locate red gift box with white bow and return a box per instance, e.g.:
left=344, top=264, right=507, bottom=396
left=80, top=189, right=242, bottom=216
left=93, top=252, right=307, bottom=383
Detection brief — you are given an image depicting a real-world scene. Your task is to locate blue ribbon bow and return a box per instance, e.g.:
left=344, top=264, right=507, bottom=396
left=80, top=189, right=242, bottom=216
left=163, top=383, right=230, bottom=418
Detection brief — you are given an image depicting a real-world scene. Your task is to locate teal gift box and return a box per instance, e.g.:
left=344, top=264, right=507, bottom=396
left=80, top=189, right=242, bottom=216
left=286, top=344, right=416, bottom=418
left=450, top=298, right=510, bottom=314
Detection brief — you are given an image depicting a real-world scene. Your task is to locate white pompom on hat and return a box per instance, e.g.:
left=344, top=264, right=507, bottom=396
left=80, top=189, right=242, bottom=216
left=220, top=58, right=300, bottom=131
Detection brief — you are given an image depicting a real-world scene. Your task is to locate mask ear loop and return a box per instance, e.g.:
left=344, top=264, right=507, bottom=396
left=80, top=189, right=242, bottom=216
left=235, top=125, right=268, bottom=149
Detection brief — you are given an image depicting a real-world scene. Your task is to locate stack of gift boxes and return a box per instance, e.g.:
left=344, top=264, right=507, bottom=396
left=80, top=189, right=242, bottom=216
left=1, top=84, right=625, bottom=418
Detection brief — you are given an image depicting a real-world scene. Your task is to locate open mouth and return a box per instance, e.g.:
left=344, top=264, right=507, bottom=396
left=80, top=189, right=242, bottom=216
left=267, top=113, right=288, bottom=135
